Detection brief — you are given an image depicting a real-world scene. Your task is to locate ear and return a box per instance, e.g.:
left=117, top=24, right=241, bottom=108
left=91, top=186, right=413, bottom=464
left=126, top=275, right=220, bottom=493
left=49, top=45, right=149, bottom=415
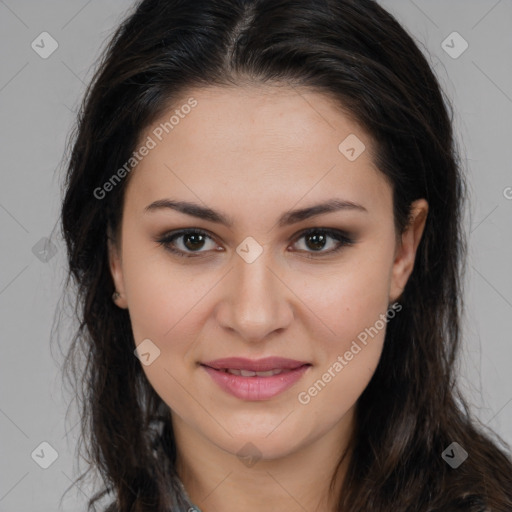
left=389, top=198, right=428, bottom=303
left=108, top=231, right=128, bottom=309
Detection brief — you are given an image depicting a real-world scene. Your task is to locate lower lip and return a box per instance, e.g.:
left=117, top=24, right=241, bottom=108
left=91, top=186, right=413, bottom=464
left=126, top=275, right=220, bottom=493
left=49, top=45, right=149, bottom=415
left=201, top=364, right=311, bottom=401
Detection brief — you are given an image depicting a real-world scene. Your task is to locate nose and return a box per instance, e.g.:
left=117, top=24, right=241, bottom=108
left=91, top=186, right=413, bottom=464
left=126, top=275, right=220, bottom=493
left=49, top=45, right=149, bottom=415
left=215, top=248, right=294, bottom=343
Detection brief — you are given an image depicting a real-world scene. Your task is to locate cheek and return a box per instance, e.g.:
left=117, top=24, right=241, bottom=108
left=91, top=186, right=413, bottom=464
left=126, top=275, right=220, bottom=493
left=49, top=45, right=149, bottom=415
left=120, top=229, right=203, bottom=338
left=121, top=253, right=203, bottom=412
left=121, top=248, right=224, bottom=391
left=125, top=265, right=204, bottom=348
left=292, top=246, right=394, bottom=409
left=294, top=242, right=394, bottom=349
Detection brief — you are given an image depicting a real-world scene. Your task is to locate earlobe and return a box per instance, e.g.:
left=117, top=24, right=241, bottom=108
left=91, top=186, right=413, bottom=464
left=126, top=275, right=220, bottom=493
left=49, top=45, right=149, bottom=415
left=108, top=234, right=128, bottom=309
left=389, top=199, right=428, bottom=303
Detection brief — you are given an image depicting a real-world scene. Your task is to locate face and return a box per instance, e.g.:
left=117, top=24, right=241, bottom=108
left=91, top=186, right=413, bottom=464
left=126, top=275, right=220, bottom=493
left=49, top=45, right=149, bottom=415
left=108, top=85, right=427, bottom=462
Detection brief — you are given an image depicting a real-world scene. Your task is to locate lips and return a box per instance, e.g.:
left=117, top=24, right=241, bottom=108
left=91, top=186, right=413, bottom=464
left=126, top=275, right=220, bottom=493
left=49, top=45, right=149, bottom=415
left=201, top=356, right=310, bottom=373
left=200, top=357, right=311, bottom=400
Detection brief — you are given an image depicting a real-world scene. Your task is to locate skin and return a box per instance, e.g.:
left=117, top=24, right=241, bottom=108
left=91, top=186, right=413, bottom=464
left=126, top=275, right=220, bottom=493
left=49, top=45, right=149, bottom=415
left=108, top=84, right=428, bottom=512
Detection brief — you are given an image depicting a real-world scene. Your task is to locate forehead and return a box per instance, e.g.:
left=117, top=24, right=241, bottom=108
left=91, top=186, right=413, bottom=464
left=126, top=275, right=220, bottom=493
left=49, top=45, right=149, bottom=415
left=141, top=84, right=368, bottom=159
left=124, top=85, right=391, bottom=220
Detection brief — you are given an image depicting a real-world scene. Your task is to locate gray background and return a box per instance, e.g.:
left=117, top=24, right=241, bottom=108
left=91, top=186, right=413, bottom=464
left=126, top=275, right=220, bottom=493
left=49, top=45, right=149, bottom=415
left=0, top=1, right=511, bottom=510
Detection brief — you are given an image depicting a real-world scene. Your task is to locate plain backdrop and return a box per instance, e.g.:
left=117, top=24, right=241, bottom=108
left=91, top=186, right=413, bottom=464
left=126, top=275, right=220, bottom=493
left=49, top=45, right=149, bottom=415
left=0, top=1, right=511, bottom=510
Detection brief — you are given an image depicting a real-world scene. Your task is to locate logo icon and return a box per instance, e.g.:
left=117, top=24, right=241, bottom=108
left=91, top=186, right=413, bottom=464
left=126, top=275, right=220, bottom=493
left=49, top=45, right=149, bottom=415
left=32, top=237, right=57, bottom=262
left=31, top=441, right=59, bottom=469
left=338, top=134, right=366, bottom=161
left=236, top=236, right=263, bottom=264
left=442, top=441, right=468, bottom=468
left=31, top=32, right=59, bottom=59
left=236, top=442, right=262, bottom=468
left=441, top=32, right=468, bottom=59
left=134, top=338, right=161, bottom=366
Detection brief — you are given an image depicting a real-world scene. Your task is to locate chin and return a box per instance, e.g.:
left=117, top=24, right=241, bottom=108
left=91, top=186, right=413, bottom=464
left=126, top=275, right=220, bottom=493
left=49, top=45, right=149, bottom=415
left=211, top=429, right=303, bottom=463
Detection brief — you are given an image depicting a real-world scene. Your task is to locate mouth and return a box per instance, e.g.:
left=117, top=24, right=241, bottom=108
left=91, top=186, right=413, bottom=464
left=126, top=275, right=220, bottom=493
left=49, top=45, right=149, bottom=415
left=210, top=367, right=301, bottom=377
left=199, top=357, right=312, bottom=401
left=201, top=356, right=311, bottom=372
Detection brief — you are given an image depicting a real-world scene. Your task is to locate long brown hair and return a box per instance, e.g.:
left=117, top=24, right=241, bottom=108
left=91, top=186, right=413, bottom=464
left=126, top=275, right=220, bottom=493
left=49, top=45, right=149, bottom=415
left=58, top=0, right=512, bottom=510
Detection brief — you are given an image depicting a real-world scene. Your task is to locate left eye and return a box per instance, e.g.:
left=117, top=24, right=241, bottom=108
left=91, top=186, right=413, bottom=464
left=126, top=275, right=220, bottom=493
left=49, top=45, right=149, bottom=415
left=156, top=228, right=354, bottom=258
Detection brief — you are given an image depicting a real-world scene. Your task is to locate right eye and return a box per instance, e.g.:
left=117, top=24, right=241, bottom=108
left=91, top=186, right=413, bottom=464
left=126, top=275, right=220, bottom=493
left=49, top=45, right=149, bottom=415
left=156, top=228, right=220, bottom=257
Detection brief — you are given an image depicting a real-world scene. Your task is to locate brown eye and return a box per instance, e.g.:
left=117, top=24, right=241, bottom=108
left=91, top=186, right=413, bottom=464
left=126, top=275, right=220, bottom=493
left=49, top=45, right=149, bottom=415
left=182, top=232, right=207, bottom=251
left=304, top=232, right=329, bottom=251
left=292, top=228, right=355, bottom=258
left=156, top=229, right=218, bottom=257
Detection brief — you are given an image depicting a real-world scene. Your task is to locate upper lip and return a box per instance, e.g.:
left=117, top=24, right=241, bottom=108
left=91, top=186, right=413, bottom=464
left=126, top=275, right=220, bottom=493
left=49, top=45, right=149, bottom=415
left=201, top=357, right=310, bottom=372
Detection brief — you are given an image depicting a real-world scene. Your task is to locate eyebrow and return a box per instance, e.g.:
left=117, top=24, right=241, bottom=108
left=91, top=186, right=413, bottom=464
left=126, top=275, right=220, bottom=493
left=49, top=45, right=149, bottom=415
left=144, top=198, right=368, bottom=228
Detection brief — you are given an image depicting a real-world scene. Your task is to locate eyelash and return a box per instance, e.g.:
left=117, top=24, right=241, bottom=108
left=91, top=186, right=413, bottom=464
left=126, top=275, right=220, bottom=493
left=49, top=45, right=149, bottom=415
left=155, top=227, right=355, bottom=259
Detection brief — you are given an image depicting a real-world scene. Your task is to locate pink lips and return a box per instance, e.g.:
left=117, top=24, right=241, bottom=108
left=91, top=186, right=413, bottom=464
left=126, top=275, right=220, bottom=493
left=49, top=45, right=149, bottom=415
left=200, top=357, right=311, bottom=401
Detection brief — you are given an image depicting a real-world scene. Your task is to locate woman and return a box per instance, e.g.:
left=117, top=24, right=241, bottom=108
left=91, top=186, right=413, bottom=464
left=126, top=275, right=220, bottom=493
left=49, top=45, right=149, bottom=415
left=59, top=0, right=512, bottom=510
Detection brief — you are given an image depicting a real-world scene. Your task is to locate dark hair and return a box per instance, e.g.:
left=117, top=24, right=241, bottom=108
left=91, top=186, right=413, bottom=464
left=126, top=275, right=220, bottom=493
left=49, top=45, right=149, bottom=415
left=58, top=0, right=512, bottom=510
